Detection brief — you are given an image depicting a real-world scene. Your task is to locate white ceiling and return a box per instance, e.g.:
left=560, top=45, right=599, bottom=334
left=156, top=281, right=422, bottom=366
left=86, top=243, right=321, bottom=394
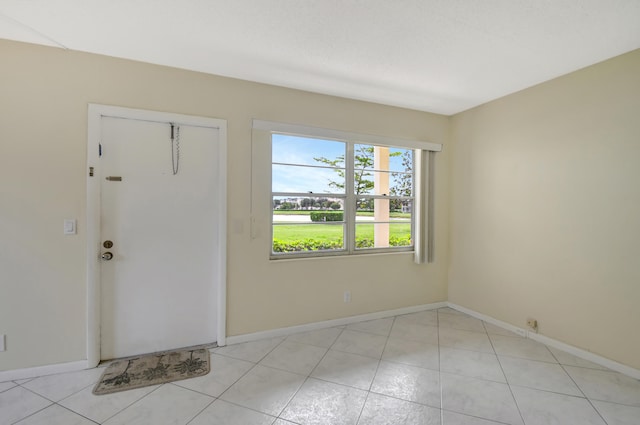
left=1, top=1, right=639, bottom=115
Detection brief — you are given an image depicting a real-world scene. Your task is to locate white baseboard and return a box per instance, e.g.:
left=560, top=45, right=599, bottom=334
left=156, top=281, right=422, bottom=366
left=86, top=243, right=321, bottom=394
left=447, top=302, right=640, bottom=380
left=225, top=301, right=448, bottom=346
left=0, top=360, right=89, bottom=382
left=447, top=303, right=528, bottom=337
left=528, top=332, right=640, bottom=380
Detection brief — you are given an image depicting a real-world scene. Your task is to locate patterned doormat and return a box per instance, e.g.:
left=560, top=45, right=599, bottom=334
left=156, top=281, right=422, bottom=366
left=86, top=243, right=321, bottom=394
left=93, top=348, right=210, bottom=395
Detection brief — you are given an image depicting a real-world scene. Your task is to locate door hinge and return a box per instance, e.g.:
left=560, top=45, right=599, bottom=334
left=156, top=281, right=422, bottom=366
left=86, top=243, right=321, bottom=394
left=89, top=166, right=94, bottom=177
left=99, top=143, right=102, bottom=157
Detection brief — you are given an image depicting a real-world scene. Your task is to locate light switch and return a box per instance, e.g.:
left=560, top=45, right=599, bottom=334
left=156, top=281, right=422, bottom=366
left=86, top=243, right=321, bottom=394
left=64, top=219, right=76, bottom=235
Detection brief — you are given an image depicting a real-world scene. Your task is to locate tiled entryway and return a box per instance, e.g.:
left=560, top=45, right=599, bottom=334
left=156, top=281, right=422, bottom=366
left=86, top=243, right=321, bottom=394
left=2, top=307, right=640, bottom=424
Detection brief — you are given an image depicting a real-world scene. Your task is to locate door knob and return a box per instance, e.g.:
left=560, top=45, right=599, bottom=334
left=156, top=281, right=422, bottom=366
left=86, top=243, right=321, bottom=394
left=101, top=252, right=113, bottom=261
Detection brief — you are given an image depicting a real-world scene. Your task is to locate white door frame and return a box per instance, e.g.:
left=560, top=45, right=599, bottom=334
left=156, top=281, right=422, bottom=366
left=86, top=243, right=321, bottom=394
left=86, top=104, right=227, bottom=367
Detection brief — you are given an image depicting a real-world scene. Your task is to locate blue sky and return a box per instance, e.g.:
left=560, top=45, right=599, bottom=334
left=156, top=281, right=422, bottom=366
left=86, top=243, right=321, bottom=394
left=272, top=134, right=344, bottom=193
left=272, top=134, right=411, bottom=194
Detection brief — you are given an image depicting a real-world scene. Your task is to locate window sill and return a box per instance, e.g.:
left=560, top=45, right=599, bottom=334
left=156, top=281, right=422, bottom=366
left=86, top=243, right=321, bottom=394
left=269, top=249, right=414, bottom=262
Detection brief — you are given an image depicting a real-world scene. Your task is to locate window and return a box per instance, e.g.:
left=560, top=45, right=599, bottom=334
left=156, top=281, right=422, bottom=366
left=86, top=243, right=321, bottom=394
left=253, top=120, right=441, bottom=261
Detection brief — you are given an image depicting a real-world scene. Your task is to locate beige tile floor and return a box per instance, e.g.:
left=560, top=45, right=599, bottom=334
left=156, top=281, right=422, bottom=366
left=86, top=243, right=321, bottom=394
left=2, top=307, right=640, bottom=425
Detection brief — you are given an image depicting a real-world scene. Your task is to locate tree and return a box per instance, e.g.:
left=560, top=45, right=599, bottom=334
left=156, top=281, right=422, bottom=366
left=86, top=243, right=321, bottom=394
left=389, top=150, right=413, bottom=210
left=300, top=198, right=313, bottom=209
left=317, top=197, right=329, bottom=209
left=314, top=145, right=375, bottom=196
left=315, top=146, right=410, bottom=211
left=280, top=201, right=298, bottom=210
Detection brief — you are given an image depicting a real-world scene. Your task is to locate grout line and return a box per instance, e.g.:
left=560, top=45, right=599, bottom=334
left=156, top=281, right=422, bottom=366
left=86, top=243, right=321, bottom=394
left=57, top=380, right=100, bottom=404
left=0, top=383, right=18, bottom=395
left=352, top=317, right=395, bottom=424
left=99, top=383, right=165, bottom=423
left=54, top=404, right=100, bottom=424
left=440, top=408, right=515, bottom=425
left=274, top=374, right=310, bottom=421
left=207, top=397, right=280, bottom=422
left=184, top=396, right=217, bottom=425
left=273, top=328, right=347, bottom=422
left=354, top=390, right=372, bottom=425
left=7, top=403, right=53, bottom=425
left=13, top=383, right=58, bottom=404
left=96, top=384, right=164, bottom=423
left=306, top=327, right=345, bottom=378
left=215, top=360, right=264, bottom=400
left=260, top=338, right=288, bottom=362
left=552, top=356, right=610, bottom=425
left=488, top=335, right=527, bottom=425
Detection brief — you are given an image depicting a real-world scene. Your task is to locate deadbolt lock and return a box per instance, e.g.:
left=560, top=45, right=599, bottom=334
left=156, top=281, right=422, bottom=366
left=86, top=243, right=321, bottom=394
left=103, top=240, right=114, bottom=249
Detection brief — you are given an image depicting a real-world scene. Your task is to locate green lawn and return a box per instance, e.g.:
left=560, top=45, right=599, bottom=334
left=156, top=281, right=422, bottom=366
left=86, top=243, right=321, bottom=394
left=272, top=223, right=411, bottom=243
left=272, top=212, right=413, bottom=251
left=273, top=223, right=342, bottom=242
left=273, top=210, right=411, bottom=218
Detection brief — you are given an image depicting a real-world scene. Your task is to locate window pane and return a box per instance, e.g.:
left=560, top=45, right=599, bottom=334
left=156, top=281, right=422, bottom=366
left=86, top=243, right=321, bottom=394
left=273, top=164, right=345, bottom=194
left=355, top=170, right=413, bottom=196
left=273, top=196, right=344, bottom=213
left=355, top=222, right=412, bottom=249
left=356, top=198, right=413, bottom=217
left=355, top=199, right=412, bottom=249
left=353, top=144, right=376, bottom=170
left=272, top=196, right=345, bottom=253
left=389, top=171, right=413, bottom=197
left=273, top=134, right=345, bottom=167
left=353, top=145, right=413, bottom=196
left=273, top=223, right=344, bottom=252
left=354, top=144, right=413, bottom=172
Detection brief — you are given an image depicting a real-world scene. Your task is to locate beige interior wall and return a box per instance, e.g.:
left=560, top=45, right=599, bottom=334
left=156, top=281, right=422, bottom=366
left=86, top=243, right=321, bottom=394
left=4, top=37, right=637, bottom=374
left=0, top=39, right=450, bottom=371
left=449, top=49, right=640, bottom=369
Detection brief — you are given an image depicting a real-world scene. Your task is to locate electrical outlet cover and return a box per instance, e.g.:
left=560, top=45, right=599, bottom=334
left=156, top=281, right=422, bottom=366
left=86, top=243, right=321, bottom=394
left=64, top=219, right=76, bottom=235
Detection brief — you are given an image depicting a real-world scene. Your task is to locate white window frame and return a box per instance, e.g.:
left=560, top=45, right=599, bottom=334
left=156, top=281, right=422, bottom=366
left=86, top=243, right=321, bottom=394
left=253, top=120, right=442, bottom=263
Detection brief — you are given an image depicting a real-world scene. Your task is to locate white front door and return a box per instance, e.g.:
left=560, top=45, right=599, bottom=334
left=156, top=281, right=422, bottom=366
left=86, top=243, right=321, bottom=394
left=98, top=115, right=221, bottom=360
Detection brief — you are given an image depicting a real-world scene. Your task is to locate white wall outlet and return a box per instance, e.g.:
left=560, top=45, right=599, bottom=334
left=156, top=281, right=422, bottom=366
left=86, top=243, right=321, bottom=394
left=64, top=219, right=76, bottom=235
left=527, top=318, right=538, bottom=332
left=0, top=334, right=5, bottom=351
left=343, top=291, right=351, bottom=303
